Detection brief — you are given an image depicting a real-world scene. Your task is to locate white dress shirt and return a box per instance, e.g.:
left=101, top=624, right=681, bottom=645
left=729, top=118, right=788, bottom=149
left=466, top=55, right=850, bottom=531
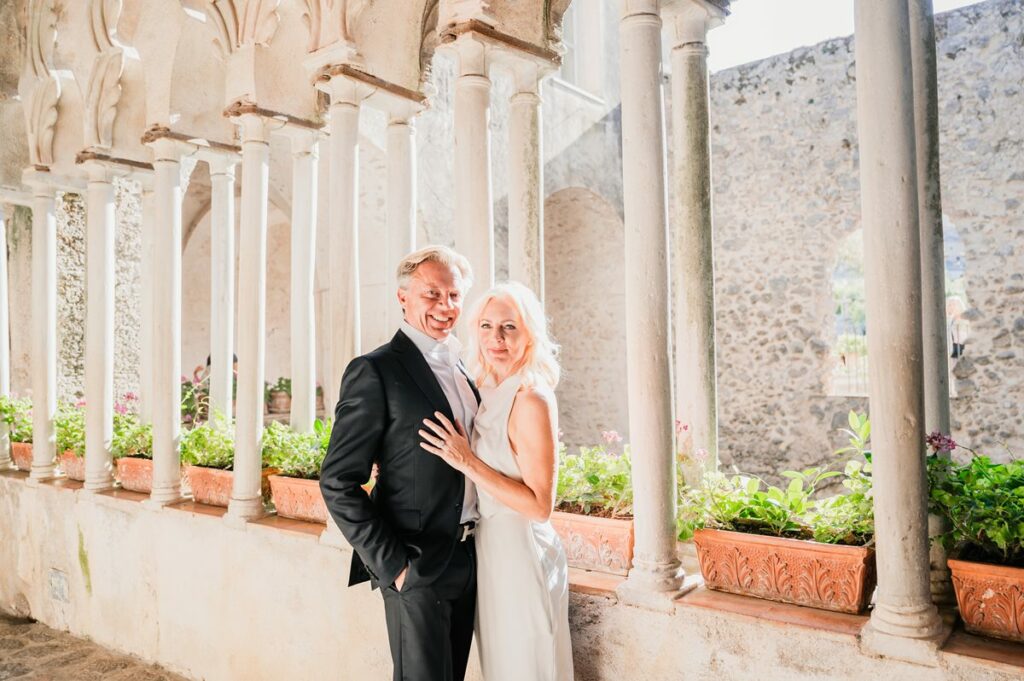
left=401, top=322, right=480, bottom=523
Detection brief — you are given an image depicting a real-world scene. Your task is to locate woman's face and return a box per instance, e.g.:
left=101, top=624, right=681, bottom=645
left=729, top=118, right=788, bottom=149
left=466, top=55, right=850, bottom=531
left=477, top=297, right=528, bottom=375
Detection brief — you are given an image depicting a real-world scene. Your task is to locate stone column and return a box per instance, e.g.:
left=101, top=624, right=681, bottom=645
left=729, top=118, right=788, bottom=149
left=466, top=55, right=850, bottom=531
left=147, top=140, right=185, bottom=505
left=228, top=114, right=273, bottom=523
left=286, top=128, right=320, bottom=433
left=507, top=59, right=545, bottom=300
left=855, top=0, right=948, bottom=662
left=0, top=204, right=11, bottom=469
left=386, top=114, right=417, bottom=333
left=24, top=170, right=58, bottom=480
left=83, top=161, right=118, bottom=492
left=451, top=34, right=495, bottom=300
left=616, top=0, right=685, bottom=609
left=665, top=0, right=726, bottom=484
left=908, top=0, right=953, bottom=606
left=320, top=78, right=364, bottom=398
left=208, top=154, right=238, bottom=423
left=138, top=176, right=156, bottom=425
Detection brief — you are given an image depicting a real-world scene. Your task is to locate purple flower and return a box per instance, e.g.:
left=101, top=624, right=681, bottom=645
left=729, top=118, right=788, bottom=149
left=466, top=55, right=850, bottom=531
left=925, top=431, right=957, bottom=454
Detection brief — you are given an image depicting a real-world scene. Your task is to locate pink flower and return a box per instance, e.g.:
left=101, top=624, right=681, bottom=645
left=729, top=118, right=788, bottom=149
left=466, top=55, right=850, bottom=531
left=75, top=400, right=87, bottom=408
left=123, top=392, right=138, bottom=402
left=674, top=420, right=689, bottom=435
left=695, top=448, right=709, bottom=463
left=925, top=431, right=957, bottom=454
left=114, top=403, right=129, bottom=416
left=601, top=430, right=623, bottom=444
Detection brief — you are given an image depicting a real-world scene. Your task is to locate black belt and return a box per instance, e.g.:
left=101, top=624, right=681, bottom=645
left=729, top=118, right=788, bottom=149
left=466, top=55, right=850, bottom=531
left=459, top=520, right=476, bottom=542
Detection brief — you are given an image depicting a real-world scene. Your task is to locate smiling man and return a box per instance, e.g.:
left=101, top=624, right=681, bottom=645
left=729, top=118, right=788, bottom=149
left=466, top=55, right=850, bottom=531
left=320, top=245, right=480, bottom=681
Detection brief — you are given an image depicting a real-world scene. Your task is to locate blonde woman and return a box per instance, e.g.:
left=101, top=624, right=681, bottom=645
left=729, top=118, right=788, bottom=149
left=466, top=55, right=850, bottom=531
left=419, top=282, right=573, bottom=681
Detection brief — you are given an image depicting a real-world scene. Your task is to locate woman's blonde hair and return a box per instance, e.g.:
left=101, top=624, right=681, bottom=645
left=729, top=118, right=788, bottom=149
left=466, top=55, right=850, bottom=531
left=467, top=282, right=561, bottom=390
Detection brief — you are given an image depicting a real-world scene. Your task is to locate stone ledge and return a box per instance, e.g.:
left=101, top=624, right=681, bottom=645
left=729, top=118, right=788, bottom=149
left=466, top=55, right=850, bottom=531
left=941, top=628, right=1024, bottom=672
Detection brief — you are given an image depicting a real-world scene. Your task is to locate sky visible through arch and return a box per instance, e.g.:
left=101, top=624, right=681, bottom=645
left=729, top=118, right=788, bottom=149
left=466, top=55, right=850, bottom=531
left=707, top=0, right=983, bottom=72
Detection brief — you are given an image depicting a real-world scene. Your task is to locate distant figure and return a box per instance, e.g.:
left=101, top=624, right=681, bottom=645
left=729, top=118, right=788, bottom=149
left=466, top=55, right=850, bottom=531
left=947, top=297, right=969, bottom=359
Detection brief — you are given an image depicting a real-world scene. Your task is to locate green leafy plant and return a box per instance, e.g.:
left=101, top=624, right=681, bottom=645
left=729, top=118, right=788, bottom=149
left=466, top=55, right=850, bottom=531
left=262, top=420, right=323, bottom=479
left=181, top=377, right=209, bottom=426
left=267, top=377, right=292, bottom=396
left=112, top=414, right=153, bottom=460
left=0, top=395, right=33, bottom=444
left=835, top=410, right=871, bottom=459
left=180, top=414, right=236, bottom=470
left=927, top=439, right=1024, bottom=567
left=55, top=403, right=86, bottom=456
left=555, top=439, right=633, bottom=518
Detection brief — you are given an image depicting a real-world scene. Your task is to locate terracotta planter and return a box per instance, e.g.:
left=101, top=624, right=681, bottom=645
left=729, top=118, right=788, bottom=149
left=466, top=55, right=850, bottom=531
left=59, top=450, right=85, bottom=481
left=693, top=529, right=876, bottom=614
left=949, top=558, right=1024, bottom=642
left=550, top=511, right=634, bottom=575
left=268, top=391, right=291, bottom=414
left=270, top=475, right=327, bottom=524
left=11, top=442, right=33, bottom=472
left=116, top=457, right=154, bottom=494
left=187, top=465, right=275, bottom=508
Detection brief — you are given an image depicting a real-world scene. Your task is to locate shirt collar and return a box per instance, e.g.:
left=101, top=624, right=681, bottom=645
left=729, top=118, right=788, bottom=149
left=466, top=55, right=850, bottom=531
left=401, top=321, right=463, bottom=367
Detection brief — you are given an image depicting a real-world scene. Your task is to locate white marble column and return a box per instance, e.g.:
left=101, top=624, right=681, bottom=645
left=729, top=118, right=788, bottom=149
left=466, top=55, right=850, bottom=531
left=451, top=34, right=494, bottom=299
left=855, top=0, right=948, bottom=662
left=147, top=140, right=185, bottom=505
left=386, top=115, right=417, bottom=333
left=616, top=0, right=685, bottom=608
left=665, top=0, right=725, bottom=484
left=24, top=170, right=58, bottom=480
left=138, top=176, right=156, bottom=424
left=208, top=154, right=238, bottom=422
left=321, top=78, right=364, bottom=397
left=228, top=114, right=273, bottom=523
left=507, top=59, right=545, bottom=300
left=0, top=204, right=11, bottom=469
left=83, top=161, right=117, bottom=492
left=286, top=129, right=320, bottom=433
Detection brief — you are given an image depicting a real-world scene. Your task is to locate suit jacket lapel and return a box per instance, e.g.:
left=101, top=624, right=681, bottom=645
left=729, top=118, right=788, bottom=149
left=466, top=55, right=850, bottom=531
left=458, top=362, right=481, bottom=406
left=391, top=330, right=456, bottom=422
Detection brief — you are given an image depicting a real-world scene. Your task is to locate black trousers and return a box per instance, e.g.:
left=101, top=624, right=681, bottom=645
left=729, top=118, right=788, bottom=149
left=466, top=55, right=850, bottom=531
left=380, top=539, right=476, bottom=681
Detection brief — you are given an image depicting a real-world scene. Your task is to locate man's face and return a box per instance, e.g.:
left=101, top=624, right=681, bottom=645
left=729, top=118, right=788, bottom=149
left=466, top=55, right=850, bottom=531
left=397, top=260, right=466, bottom=341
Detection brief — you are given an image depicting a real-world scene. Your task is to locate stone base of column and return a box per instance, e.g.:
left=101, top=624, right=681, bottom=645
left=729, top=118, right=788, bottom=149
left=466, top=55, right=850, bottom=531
left=144, top=490, right=185, bottom=510
left=928, top=514, right=956, bottom=607
left=224, top=496, right=266, bottom=527
left=616, top=557, right=693, bottom=612
left=82, top=477, right=116, bottom=494
left=28, top=464, right=57, bottom=483
left=859, top=605, right=950, bottom=666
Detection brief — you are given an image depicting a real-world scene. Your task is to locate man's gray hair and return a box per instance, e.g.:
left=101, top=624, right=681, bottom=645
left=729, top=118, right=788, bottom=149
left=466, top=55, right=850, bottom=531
left=396, top=245, right=474, bottom=291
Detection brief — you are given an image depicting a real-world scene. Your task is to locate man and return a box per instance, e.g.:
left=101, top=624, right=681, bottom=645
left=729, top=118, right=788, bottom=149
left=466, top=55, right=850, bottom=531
left=320, top=246, right=480, bottom=681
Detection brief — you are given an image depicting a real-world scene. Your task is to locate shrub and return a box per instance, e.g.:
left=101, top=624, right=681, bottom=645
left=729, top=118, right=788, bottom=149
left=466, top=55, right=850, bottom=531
left=262, top=420, right=324, bottom=479
left=555, top=440, right=633, bottom=518
left=55, top=403, right=86, bottom=456
left=0, top=395, right=33, bottom=444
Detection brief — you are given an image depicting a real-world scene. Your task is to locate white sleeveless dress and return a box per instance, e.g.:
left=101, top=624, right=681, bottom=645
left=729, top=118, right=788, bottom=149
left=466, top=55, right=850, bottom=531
left=472, top=374, right=573, bottom=681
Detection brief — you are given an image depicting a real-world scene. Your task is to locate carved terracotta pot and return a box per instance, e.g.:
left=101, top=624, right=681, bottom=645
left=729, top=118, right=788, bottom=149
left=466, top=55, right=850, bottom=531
left=115, top=457, right=154, bottom=494
left=267, top=392, right=291, bottom=414
left=59, top=451, right=85, bottom=481
left=187, top=465, right=275, bottom=508
left=550, top=511, right=634, bottom=575
left=693, top=529, right=876, bottom=614
left=949, top=558, right=1024, bottom=642
left=269, top=475, right=327, bottom=524
left=10, top=442, right=33, bottom=472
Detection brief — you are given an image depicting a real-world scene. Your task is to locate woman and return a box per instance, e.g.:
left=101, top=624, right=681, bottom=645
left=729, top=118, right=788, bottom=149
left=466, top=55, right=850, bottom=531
left=418, top=282, right=573, bottom=681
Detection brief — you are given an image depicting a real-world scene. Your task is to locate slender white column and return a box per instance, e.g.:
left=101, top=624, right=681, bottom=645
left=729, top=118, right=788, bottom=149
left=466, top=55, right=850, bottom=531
left=452, top=35, right=494, bottom=299
left=287, top=129, right=320, bottom=433
left=666, top=0, right=725, bottom=485
left=616, top=0, right=684, bottom=608
left=507, top=60, right=545, bottom=300
left=208, top=154, right=238, bottom=422
left=24, top=170, right=58, bottom=480
left=228, top=113, right=272, bottom=523
left=148, top=140, right=185, bottom=505
left=0, top=204, right=11, bottom=469
left=386, top=115, right=417, bottom=332
left=83, top=161, right=117, bottom=491
left=855, top=0, right=947, bottom=662
left=322, top=78, right=363, bottom=397
left=138, top=176, right=156, bottom=424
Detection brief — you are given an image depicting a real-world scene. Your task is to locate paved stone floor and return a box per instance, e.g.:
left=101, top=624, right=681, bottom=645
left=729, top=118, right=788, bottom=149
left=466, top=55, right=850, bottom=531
left=0, top=612, right=189, bottom=681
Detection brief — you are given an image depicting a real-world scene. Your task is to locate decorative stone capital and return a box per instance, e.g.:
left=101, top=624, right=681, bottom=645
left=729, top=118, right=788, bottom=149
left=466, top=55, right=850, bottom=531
left=317, top=71, right=375, bottom=106
left=277, top=126, right=322, bottom=157
left=145, top=136, right=188, bottom=164
left=204, top=151, right=241, bottom=177
left=80, top=159, right=129, bottom=184
left=439, top=0, right=496, bottom=30
left=232, top=112, right=276, bottom=145
left=622, top=0, right=663, bottom=20
left=21, top=168, right=56, bottom=196
left=445, top=31, right=492, bottom=78
left=662, top=0, right=728, bottom=48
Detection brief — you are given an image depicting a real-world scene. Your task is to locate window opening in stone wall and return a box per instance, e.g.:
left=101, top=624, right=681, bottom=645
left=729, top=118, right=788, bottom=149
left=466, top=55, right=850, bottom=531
left=828, top=218, right=968, bottom=397
left=554, top=4, right=604, bottom=99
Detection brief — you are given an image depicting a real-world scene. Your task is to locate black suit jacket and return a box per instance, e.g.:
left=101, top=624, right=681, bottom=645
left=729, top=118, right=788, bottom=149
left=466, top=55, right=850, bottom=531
left=320, top=330, right=480, bottom=590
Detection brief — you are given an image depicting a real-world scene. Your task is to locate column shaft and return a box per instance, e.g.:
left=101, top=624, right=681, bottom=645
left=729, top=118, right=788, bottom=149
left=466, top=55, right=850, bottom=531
left=618, top=1, right=683, bottom=602
left=855, top=0, right=945, bottom=654
left=386, top=118, right=417, bottom=332
left=139, top=179, right=156, bottom=424
left=508, top=79, right=544, bottom=299
left=229, top=114, right=271, bottom=522
left=29, top=177, right=57, bottom=479
left=149, top=143, right=184, bottom=504
left=209, top=157, right=237, bottom=422
left=0, top=205, right=11, bottom=469
left=83, top=163, right=116, bottom=491
left=290, top=133, right=319, bottom=433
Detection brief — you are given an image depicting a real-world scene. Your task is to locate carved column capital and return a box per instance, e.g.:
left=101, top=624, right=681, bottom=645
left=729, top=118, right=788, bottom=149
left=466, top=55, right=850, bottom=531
left=662, top=0, right=728, bottom=49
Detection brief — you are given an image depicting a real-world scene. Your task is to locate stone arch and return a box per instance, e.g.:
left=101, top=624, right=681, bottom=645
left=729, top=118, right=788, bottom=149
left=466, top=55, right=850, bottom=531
left=543, top=186, right=627, bottom=447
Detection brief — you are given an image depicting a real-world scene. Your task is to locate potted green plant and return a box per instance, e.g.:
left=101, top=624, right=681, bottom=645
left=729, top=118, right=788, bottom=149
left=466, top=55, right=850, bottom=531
left=181, top=414, right=274, bottom=507
left=55, top=402, right=86, bottom=481
left=264, top=419, right=329, bottom=523
left=266, top=377, right=292, bottom=415
left=552, top=431, right=635, bottom=575
left=0, top=395, right=34, bottom=471
left=678, top=412, right=876, bottom=614
left=927, top=434, right=1024, bottom=642
left=112, top=411, right=154, bottom=493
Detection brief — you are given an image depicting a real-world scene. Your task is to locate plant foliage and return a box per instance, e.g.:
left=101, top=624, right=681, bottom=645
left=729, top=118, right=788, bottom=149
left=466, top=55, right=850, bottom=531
left=262, top=419, right=326, bottom=479
left=0, top=395, right=33, bottom=444
left=55, top=403, right=86, bottom=456
left=555, top=442, right=633, bottom=518
left=180, top=415, right=236, bottom=470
